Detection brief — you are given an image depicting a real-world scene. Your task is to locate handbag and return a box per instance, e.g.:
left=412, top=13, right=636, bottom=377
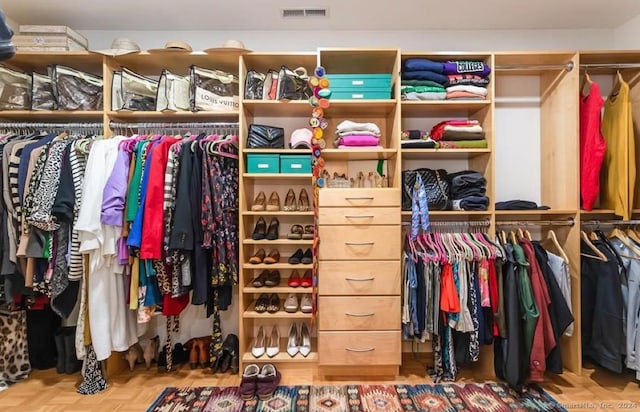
left=112, top=68, right=157, bottom=111
left=49, top=65, right=103, bottom=110
left=244, top=70, right=265, bottom=100
left=0, top=65, right=31, bottom=110
left=156, top=69, right=190, bottom=111
left=247, top=124, right=285, bottom=149
left=402, top=168, right=450, bottom=211
left=277, top=66, right=313, bottom=100
left=31, top=72, right=56, bottom=110
left=190, top=65, right=239, bottom=111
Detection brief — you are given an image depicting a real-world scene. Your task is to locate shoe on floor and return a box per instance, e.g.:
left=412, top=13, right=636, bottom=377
left=240, top=364, right=260, bottom=399
left=257, top=364, right=281, bottom=400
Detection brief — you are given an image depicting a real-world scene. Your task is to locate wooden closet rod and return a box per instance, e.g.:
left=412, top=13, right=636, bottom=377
left=496, top=218, right=575, bottom=227
left=495, top=62, right=574, bottom=72
left=583, top=219, right=640, bottom=226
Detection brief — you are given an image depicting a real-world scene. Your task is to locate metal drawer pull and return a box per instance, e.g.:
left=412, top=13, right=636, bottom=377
left=345, top=241, right=375, bottom=246
left=344, top=196, right=374, bottom=200
left=346, top=347, right=375, bottom=352
left=345, top=277, right=374, bottom=281
left=345, top=215, right=374, bottom=218
left=345, top=312, right=375, bottom=317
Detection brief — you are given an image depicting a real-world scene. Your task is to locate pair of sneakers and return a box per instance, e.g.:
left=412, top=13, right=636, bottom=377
left=240, top=363, right=281, bottom=400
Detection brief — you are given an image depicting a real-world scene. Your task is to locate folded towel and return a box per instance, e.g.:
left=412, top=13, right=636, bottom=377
left=402, top=70, right=448, bottom=85
left=403, top=58, right=445, bottom=74
left=443, top=125, right=484, bottom=133
left=337, top=145, right=383, bottom=149
left=443, top=61, right=491, bottom=77
left=338, top=130, right=380, bottom=137
left=446, top=74, right=490, bottom=87
left=402, top=91, right=446, bottom=101
left=337, top=135, right=380, bottom=147
left=336, top=120, right=381, bottom=135
left=446, top=85, right=488, bottom=96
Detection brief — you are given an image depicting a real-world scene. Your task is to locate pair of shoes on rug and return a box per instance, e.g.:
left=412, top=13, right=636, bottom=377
left=239, top=363, right=281, bottom=400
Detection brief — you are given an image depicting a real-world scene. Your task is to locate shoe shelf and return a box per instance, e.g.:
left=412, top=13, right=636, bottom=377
left=243, top=309, right=313, bottom=319
left=242, top=338, right=318, bottom=363
left=242, top=238, right=314, bottom=245
left=242, top=263, right=313, bottom=270
left=242, top=173, right=313, bottom=180
left=244, top=281, right=312, bottom=294
left=241, top=211, right=314, bottom=216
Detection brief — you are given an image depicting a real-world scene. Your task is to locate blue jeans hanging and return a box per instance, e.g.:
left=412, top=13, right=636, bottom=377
left=411, top=174, right=430, bottom=239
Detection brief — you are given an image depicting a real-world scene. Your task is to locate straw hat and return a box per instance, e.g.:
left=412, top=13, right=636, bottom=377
left=204, top=39, right=251, bottom=54
left=92, top=38, right=141, bottom=56
left=148, top=40, right=193, bottom=53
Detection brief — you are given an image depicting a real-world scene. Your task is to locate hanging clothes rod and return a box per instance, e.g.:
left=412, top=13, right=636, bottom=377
left=0, top=122, right=104, bottom=130
left=580, top=63, right=640, bottom=70
left=496, top=218, right=575, bottom=227
left=494, top=62, right=574, bottom=72
left=109, top=121, right=239, bottom=129
left=582, top=219, right=640, bottom=226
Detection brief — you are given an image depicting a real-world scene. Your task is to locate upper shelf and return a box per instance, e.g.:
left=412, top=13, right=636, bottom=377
left=243, top=99, right=397, bottom=117
left=6, top=51, right=104, bottom=74
left=318, top=48, right=398, bottom=74
left=0, top=110, right=103, bottom=121
left=111, top=51, right=241, bottom=75
left=401, top=100, right=490, bottom=117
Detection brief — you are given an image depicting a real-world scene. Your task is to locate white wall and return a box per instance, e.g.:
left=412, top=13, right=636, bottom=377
left=614, top=13, right=640, bottom=48
left=79, top=28, right=615, bottom=52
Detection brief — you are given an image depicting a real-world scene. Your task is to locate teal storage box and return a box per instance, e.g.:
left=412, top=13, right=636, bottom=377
left=326, top=74, right=392, bottom=89
left=280, top=155, right=312, bottom=174
left=247, top=154, right=279, bottom=173
left=331, top=90, right=392, bottom=100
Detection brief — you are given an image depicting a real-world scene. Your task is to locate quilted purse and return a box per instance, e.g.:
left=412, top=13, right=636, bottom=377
left=402, top=168, right=450, bottom=211
left=247, top=124, right=285, bottom=149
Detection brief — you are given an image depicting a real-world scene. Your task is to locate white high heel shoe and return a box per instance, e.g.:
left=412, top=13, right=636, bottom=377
left=287, top=323, right=299, bottom=357
left=299, top=323, right=311, bottom=357
left=252, top=326, right=266, bottom=358
left=266, top=326, right=280, bottom=358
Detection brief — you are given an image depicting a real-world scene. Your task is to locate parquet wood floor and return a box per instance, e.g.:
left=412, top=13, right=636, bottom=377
left=0, top=355, right=639, bottom=411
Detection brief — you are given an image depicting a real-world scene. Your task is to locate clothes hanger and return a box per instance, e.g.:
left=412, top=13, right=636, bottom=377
left=509, top=230, right=517, bottom=245
left=611, top=70, right=624, bottom=96
left=516, top=227, right=525, bottom=240
left=580, top=230, right=608, bottom=261
left=524, top=229, right=532, bottom=241
left=544, top=229, right=570, bottom=265
left=582, top=70, right=593, bottom=95
left=608, top=226, right=640, bottom=257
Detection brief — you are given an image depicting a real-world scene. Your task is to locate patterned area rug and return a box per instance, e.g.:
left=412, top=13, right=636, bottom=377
left=146, top=383, right=567, bottom=412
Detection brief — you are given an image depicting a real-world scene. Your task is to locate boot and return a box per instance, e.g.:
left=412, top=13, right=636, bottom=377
left=63, top=327, right=82, bottom=374
left=54, top=328, right=65, bottom=374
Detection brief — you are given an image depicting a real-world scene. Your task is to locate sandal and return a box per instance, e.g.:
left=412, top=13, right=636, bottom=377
left=288, top=224, right=304, bottom=240
left=254, top=293, right=270, bottom=313
left=266, top=293, right=280, bottom=313
left=302, top=225, right=314, bottom=240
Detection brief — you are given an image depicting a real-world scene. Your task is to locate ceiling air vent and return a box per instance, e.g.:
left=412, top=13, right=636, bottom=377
left=282, top=8, right=328, bottom=18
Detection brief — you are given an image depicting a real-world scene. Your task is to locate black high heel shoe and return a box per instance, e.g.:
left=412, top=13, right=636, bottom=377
left=252, top=217, right=267, bottom=240
left=266, top=218, right=279, bottom=241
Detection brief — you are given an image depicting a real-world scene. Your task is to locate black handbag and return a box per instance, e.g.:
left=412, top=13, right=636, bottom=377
left=402, top=168, right=450, bottom=211
left=247, top=124, right=285, bottom=149
left=276, top=66, right=313, bottom=100
left=245, top=70, right=265, bottom=100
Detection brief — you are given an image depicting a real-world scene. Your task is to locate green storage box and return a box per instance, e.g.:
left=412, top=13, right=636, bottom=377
left=280, top=155, right=312, bottom=174
left=326, top=74, right=392, bottom=89
left=247, top=154, right=279, bottom=173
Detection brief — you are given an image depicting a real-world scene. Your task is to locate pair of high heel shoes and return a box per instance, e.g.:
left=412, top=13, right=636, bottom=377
left=252, top=217, right=279, bottom=240
left=185, top=336, right=212, bottom=369
left=287, top=323, right=312, bottom=357
left=125, top=336, right=159, bottom=371
left=211, top=334, right=240, bottom=374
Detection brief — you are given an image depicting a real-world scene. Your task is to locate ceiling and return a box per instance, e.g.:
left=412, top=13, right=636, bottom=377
left=4, top=0, right=640, bottom=31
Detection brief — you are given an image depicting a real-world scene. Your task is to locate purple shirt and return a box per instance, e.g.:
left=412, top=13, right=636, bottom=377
left=101, top=148, right=130, bottom=227
left=443, top=61, right=491, bottom=77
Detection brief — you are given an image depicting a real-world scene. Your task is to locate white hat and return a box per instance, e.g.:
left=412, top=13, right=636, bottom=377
left=148, top=40, right=193, bottom=53
left=92, top=38, right=140, bottom=56
left=290, top=128, right=313, bottom=149
left=204, top=39, right=251, bottom=54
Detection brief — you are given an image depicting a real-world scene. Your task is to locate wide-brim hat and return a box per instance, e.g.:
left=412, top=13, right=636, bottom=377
left=92, top=38, right=141, bottom=56
left=204, top=39, right=251, bottom=54
left=147, top=40, right=193, bottom=53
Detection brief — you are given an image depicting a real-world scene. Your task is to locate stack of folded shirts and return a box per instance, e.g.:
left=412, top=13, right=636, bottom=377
left=401, top=129, right=437, bottom=148
left=400, top=58, right=447, bottom=101
left=447, top=170, right=488, bottom=211
left=444, top=61, right=491, bottom=100
left=429, top=120, right=487, bottom=149
left=334, top=120, right=382, bottom=149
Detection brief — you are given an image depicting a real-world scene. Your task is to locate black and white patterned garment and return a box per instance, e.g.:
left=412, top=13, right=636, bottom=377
left=76, top=344, right=107, bottom=395
left=68, top=140, right=88, bottom=282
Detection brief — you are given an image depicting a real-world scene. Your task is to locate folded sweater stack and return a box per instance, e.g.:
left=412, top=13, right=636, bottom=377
left=401, top=58, right=491, bottom=101
left=447, top=170, right=489, bottom=211
left=429, top=120, right=487, bottom=149
left=334, top=120, right=382, bottom=149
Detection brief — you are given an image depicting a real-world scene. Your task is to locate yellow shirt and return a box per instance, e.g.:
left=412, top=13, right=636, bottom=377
left=601, top=79, right=635, bottom=220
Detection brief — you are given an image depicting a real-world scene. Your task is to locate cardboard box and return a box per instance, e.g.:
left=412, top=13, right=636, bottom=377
left=19, top=25, right=88, bottom=48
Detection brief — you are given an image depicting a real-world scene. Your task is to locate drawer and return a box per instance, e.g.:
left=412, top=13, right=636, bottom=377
left=246, top=154, right=279, bottom=174
left=326, top=74, right=392, bottom=89
left=331, top=90, right=392, bottom=100
left=319, top=297, right=399, bottom=331
left=318, top=331, right=401, bottom=366
left=318, top=260, right=400, bottom=295
left=319, top=206, right=399, bottom=225
left=319, top=225, right=401, bottom=260
left=319, top=188, right=400, bottom=207
left=280, top=155, right=311, bottom=174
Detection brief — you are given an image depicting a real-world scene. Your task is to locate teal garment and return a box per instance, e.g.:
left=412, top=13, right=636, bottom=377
left=401, top=79, right=444, bottom=88
left=125, top=141, right=149, bottom=222
left=401, top=85, right=446, bottom=94
left=512, top=242, right=539, bottom=364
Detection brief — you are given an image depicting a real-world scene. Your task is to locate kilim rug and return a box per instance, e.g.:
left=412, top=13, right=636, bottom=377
left=146, top=383, right=568, bottom=412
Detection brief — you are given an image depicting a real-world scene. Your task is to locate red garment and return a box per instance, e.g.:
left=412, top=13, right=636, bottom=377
left=487, top=258, right=500, bottom=337
left=520, top=239, right=556, bottom=382
left=580, top=82, right=607, bottom=211
left=430, top=120, right=479, bottom=141
left=440, top=263, right=460, bottom=313
left=140, top=137, right=179, bottom=259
